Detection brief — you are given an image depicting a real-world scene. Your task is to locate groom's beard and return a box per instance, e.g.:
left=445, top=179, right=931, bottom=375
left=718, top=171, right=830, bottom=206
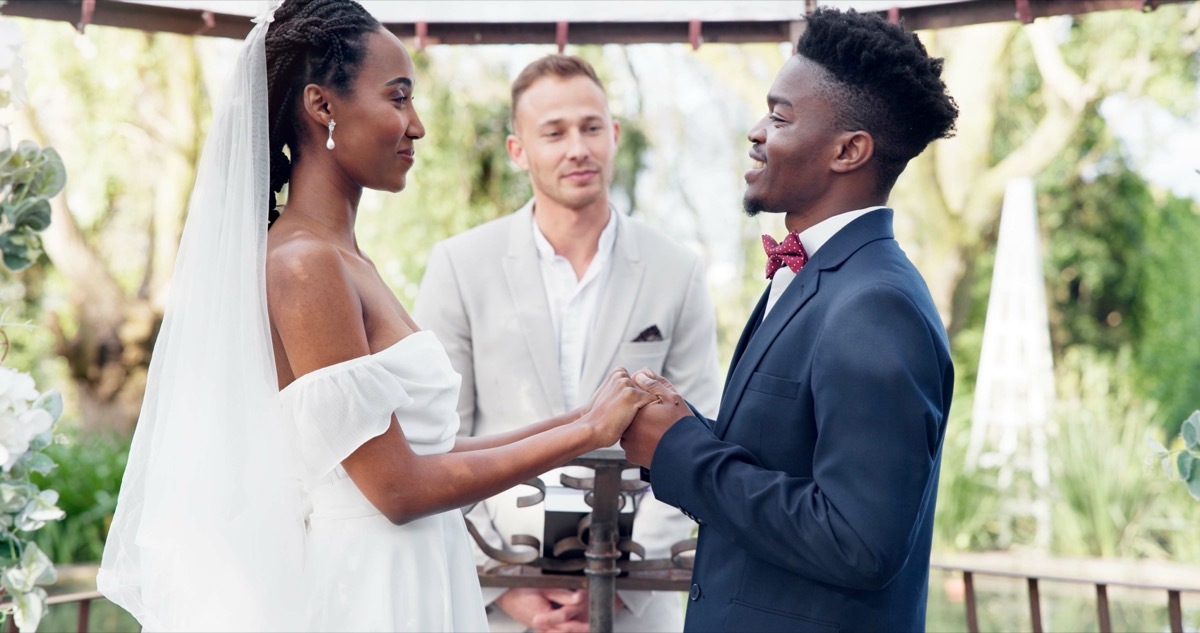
left=743, top=194, right=766, bottom=218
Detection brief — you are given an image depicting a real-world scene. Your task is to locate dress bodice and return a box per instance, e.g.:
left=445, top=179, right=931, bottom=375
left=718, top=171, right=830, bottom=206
left=278, top=331, right=487, bottom=631
left=278, top=330, right=462, bottom=485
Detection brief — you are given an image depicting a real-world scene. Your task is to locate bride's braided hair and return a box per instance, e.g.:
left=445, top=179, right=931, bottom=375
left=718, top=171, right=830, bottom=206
left=265, top=0, right=380, bottom=226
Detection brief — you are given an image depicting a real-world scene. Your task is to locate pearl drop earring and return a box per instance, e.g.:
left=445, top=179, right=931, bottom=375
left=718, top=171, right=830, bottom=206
left=326, top=119, right=336, bottom=150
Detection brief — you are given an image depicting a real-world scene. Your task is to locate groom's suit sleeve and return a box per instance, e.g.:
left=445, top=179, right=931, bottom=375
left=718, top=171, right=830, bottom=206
left=650, top=284, right=952, bottom=591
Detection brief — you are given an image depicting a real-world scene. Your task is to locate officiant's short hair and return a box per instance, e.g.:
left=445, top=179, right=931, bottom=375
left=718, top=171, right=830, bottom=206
left=510, top=55, right=607, bottom=129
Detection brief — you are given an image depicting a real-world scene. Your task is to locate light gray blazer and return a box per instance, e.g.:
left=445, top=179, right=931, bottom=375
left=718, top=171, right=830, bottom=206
left=414, top=200, right=721, bottom=632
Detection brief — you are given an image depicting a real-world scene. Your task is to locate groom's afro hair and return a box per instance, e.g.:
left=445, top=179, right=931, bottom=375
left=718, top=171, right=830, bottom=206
left=796, top=8, right=959, bottom=192
left=265, top=0, right=380, bottom=226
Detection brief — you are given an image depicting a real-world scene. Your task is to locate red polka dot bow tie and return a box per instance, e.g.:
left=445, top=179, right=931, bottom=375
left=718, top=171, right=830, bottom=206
left=761, top=232, right=809, bottom=280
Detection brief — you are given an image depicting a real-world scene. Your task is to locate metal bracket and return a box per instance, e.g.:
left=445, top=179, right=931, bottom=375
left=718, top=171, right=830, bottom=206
left=1015, top=0, right=1034, bottom=24
left=193, top=10, right=215, bottom=36
left=415, top=21, right=428, bottom=51
left=688, top=19, right=702, bottom=50
left=556, top=21, right=569, bottom=53
left=76, top=0, right=95, bottom=34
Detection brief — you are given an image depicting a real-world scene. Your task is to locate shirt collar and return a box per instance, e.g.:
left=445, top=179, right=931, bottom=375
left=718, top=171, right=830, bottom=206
left=532, top=206, right=618, bottom=262
left=797, top=206, right=885, bottom=257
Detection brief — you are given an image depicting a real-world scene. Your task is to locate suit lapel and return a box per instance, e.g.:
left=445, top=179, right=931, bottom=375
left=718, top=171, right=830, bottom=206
left=724, top=286, right=769, bottom=395
left=502, top=202, right=566, bottom=413
left=713, top=209, right=896, bottom=440
left=579, top=212, right=644, bottom=394
left=714, top=271, right=820, bottom=439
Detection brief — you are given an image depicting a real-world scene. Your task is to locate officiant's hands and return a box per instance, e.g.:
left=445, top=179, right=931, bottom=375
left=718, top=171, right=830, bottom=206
left=578, top=368, right=658, bottom=450
left=620, top=369, right=693, bottom=467
left=494, top=588, right=585, bottom=632
left=528, top=591, right=626, bottom=633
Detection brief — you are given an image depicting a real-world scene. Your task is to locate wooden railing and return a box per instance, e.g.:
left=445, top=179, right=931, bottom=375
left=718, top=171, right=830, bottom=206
left=10, top=566, right=1197, bottom=632
left=931, top=563, right=1198, bottom=633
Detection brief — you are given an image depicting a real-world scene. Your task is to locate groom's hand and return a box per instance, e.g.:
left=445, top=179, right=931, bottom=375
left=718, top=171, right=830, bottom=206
left=620, top=370, right=692, bottom=468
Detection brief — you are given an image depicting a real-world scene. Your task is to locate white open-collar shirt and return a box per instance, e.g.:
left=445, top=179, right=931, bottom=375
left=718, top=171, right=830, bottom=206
left=532, top=207, right=618, bottom=409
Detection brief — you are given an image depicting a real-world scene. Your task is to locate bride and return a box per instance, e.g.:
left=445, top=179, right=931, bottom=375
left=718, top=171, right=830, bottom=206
left=97, top=1, right=657, bottom=630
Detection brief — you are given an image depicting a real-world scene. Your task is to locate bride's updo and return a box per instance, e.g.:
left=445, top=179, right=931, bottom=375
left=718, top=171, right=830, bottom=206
left=265, top=0, right=380, bottom=226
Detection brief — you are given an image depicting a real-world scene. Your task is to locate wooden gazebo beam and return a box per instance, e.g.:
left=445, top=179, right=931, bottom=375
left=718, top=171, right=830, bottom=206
left=1, top=0, right=1191, bottom=42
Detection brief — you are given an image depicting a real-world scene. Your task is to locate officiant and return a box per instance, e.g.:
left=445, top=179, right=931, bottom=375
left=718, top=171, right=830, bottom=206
left=415, top=54, right=721, bottom=633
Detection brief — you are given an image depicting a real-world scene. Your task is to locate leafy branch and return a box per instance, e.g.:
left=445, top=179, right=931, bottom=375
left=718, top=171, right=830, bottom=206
left=0, top=141, right=65, bottom=271
left=1148, top=410, right=1200, bottom=500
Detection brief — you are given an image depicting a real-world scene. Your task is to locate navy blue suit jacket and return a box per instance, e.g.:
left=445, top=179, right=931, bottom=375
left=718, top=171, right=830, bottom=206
left=650, top=210, right=954, bottom=632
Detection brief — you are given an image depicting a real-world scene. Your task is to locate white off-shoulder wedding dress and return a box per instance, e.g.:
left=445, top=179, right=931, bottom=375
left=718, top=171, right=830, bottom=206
left=279, top=330, right=488, bottom=632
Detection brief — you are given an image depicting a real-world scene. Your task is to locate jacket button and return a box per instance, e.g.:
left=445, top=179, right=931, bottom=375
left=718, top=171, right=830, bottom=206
left=689, top=583, right=702, bottom=601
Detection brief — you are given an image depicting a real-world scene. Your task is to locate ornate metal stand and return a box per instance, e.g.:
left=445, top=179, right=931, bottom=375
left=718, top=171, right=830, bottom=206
left=468, top=448, right=695, bottom=632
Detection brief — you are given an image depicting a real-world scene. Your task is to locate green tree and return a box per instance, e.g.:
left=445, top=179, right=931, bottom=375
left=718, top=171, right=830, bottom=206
left=890, top=4, right=1200, bottom=341
left=12, top=20, right=209, bottom=432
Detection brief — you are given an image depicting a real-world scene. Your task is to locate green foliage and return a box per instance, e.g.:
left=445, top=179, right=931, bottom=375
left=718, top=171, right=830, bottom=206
left=1048, top=347, right=1167, bottom=558
left=0, top=140, right=64, bottom=271
left=29, top=432, right=129, bottom=563
left=937, top=348, right=1200, bottom=562
left=1131, top=198, right=1200, bottom=432
left=987, top=26, right=1038, bottom=166
left=1150, top=410, right=1200, bottom=501
left=1038, top=114, right=1200, bottom=436
left=14, top=18, right=208, bottom=295
left=1041, top=153, right=1147, bottom=356
left=933, top=390, right=1003, bottom=552
left=1061, top=6, right=1200, bottom=117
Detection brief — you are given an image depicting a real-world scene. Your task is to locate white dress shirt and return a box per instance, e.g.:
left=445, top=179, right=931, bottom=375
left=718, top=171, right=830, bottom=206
left=763, top=207, right=884, bottom=319
left=532, top=208, right=618, bottom=408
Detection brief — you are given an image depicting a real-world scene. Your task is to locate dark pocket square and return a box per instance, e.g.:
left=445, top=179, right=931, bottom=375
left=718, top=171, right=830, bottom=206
left=632, top=325, right=663, bottom=342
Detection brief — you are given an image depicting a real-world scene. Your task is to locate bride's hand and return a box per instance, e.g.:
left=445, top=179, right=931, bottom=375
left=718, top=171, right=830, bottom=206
left=579, top=368, right=657, bottom=450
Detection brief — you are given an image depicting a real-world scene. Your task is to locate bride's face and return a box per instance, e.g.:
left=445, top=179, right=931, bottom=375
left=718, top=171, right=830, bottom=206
left=327, top=28, right=426, bottom=193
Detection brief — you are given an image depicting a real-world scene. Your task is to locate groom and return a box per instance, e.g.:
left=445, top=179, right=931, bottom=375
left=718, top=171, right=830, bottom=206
left=621, top=8, right=958, bottom=631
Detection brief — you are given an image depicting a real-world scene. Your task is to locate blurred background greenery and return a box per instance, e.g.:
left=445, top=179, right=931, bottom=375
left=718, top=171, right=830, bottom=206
left=1, top=2, right=1200, bottom=630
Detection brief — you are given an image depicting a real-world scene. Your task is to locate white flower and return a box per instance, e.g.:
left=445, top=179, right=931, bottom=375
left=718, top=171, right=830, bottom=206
left=0, top=21, right=24, bottom=73
left=1, top=543, right=55, bottom=633
left=16, top=489, right=64, bottom=532
left=0, top=19, right=27, bottom=110
left=0, top=408, right=52, bottom=472
left=0, top=481, right=27, bottom=513
left=11, top=586, right=47, bottom=633
left=0, top=365, right=38, bottom=412
left=0, top=367, right=52, bottom=472
left=1, top=542, right=55, bottom=594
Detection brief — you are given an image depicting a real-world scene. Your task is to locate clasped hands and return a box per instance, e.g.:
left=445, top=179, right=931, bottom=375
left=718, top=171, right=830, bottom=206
left=583, top=367, right=692, bottom=469
left=501, top=371, right=689, bottom=632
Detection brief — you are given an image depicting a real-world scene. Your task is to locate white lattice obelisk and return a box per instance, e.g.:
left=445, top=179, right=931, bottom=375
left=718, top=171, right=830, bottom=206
left=967, top=177, right=1056, bottom=548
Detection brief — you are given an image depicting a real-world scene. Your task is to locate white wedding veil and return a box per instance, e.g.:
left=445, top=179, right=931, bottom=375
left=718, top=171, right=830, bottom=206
left=98, top=4, right=306, bottom=630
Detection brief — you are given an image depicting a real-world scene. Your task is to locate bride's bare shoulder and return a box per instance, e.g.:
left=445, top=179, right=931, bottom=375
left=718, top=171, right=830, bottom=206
left=265, top=229, right=354, bottom=301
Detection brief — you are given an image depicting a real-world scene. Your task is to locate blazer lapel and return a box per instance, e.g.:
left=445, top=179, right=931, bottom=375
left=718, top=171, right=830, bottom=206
left=724, top=286, right=769, bottom=395
left=502, top=201, right=566, bottom=413
left=714, top=209, right=896, bottom=439
left=579, top=212, right=644, bottom=394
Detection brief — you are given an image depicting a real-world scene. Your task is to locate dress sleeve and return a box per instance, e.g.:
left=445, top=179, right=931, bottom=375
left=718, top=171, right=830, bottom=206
left=280, top=357, right=415, bottom=481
